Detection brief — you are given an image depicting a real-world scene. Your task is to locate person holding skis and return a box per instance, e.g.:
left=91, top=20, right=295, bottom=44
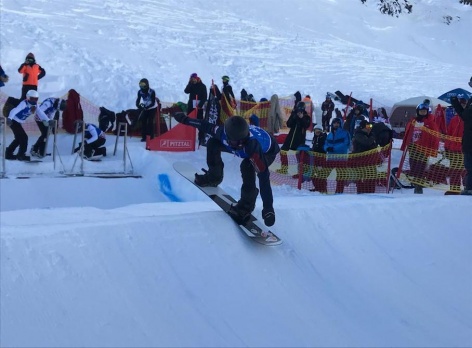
left=31, top=97, right=66, bottom=158
left=136, top=78, right=157, bottom=142
left=6, top=90, right=52, bottom=161
left=173, top=112, right=280, bottom=227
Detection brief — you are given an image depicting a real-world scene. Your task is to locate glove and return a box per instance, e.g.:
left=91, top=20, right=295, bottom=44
left=173, top=112, right=188, bottom=124
left=139, top=103, right=145, bottom=109
left=43, top=120, right=49, bottom=127
left=73, top=142, right=82, bottom=153
left=326, top=147, right=334, bottom=152
left=6, top=118, right=13, bottom=126
left=23, top=73, right=29, bottom=82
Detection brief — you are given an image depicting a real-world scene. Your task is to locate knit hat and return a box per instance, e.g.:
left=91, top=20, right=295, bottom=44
left=314, top=124, right=323, bottom=131
left=190, top=73, right=198, bottom=79
left=26, top=52, right=35, bottom=59
left=222, top=75, right=230, bottom=82
left=359, top=120, right=371, bottom=129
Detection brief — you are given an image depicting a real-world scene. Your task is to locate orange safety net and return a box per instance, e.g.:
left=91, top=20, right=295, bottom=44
left=398, top=125, right=465, bottom=193
left=270, top=143, right=392, bottom=194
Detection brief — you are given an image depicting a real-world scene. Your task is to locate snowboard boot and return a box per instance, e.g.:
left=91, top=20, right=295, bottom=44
left=30, top=146, right=43, bottom=158
left=413, top=185, right=423, bottom=194
left=262, top=207, right=276, bottom=227
left=16, top=154, right=31, bottom=161
left=5, top=151, right=16, bottom=160
left=194, top=166, right=223, bottom=187
left=194, top=172, right=223, bottom=187
left=228, top=203, right=252, bottom=225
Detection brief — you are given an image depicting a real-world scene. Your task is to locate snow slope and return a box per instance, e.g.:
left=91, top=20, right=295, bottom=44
left=1, top=0, right=471, bottom=347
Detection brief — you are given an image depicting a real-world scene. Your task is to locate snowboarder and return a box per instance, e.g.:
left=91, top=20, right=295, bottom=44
left=6, top=90, right=51, bottom=161
left=74, top=122, right=107, bottom=158
left=136, top=78, right=157, bottom=142
left=31, top=97, right=66, bottom=158
left=173, top=113, right=280, bottom=227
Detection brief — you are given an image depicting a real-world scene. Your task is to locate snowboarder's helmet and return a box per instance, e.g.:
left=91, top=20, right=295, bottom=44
left=225, top=116, right=249, bottom=146
left=296, top=101, right=306, bottom=110
left=222, top=75, right=230, bottom=82
left=416, top=103, right=429, bottom=117
left=26, top=90, right=39, bottom=105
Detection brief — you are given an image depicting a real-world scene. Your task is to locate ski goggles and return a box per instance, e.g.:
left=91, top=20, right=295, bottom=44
left=417, top=109, right=428, bottom=116
left=28, top=97, right=39, bottom=105
left=139, top=83, right=147, bottom=88
left=228, top=139, right=246, bottom=149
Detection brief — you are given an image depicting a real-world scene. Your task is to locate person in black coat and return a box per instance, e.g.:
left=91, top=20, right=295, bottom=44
left=352, top=120, right=378, bottom=193
left=310, top=124, right=329, bottom=193
left=136, top=78, right=157, bottom=141
left=321, top=95, right=335, bottom=132
left=277, top=101, right=311, bottom=174
left=450, top=94, right=472, bottom=195
left=184, top=73, right=207, bottom=144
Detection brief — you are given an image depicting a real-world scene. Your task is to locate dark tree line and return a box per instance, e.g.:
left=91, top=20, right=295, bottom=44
left=361, top=0, right=470, bottom=17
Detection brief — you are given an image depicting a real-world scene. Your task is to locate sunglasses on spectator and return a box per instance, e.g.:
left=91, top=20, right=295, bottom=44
left=28, top=97, right=39, bottom=104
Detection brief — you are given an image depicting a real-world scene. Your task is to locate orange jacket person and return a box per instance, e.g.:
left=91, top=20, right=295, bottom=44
left=18, top=52, right=46, bottom=100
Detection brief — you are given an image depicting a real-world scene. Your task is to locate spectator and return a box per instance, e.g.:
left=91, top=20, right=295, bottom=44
left=136, top=78, right=157, bottom=142
left=31, top=97, right=66, bottom=158
left=349, top=104, right=369, bottom=137
left=277, top=101, right=311, bottom=174
left=267, top=94, right=284, bottom=135
left=0, top=65, right=9, bottom=87
left=184, top=73, right=207, bottom=144
left=303, top=95, right=316, bottom=130
left=352, top=120, right=378, bottom=193
left=321, top=94, right=335, bottom=132
left=74, top=122, right=107, bottom=159
left=444, top=110, right=465, bottom=194
left=400, top=103, right=440, bottom=194
left=450, top=93, right=472, bottom=195
left=6, top=90, right=50, bottom=161
left=221, top=75, right=236, bottom=108
left=310, top=124, right=328, bottom=193
left=324, top=117, right=351, bottom=193
left=18, top=53, right=46, bottom=100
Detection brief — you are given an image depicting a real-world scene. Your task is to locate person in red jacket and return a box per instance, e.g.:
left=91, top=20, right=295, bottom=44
left=401, top=103, right=440, bottom=193
left=18, top=52, right=46, bottom=100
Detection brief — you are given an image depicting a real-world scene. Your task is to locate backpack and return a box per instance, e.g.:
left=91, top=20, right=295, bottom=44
left=2, top=96, right=21, bottom=118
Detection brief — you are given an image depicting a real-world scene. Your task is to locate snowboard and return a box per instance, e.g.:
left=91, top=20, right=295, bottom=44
left=173, top=161, right=282, bottom=246
left=84, top=155, right=103, bottom=161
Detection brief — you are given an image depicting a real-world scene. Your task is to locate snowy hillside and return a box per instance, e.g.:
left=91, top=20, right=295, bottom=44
left=1, top=0, right=471, bottom=347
